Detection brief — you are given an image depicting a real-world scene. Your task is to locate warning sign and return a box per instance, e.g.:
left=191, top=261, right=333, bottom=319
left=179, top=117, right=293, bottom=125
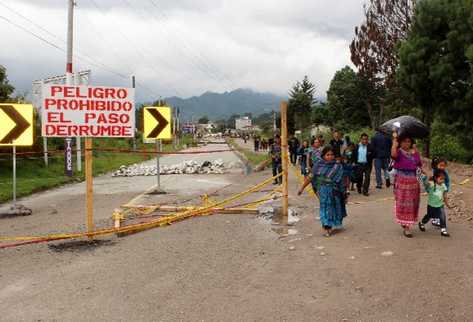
left=41, top=85, right=135, bottom=137
left=143, top=107, right=172, bottom=140
left=0, top=104, right=34, bottom=146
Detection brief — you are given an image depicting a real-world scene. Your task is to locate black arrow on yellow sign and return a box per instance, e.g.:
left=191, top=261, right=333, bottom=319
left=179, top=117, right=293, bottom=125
left=147, top=108, right=169, bottom=138
left=0, top=105, right=30, bottom=144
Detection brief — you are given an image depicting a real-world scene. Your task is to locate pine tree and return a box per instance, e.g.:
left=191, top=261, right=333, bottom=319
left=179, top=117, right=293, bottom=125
left=288, top=76, right=317, bottom=134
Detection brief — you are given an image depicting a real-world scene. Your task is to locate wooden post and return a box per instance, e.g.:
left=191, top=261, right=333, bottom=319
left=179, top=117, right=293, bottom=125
left=280, top=101, right=289, bottom=224
left=85, top=138, right=94, bottom=238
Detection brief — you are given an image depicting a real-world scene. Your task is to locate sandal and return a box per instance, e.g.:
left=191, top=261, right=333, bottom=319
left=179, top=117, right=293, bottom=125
left=418, top=222, right=426, bottom=232
left=403, top=230, right=413, bottom=238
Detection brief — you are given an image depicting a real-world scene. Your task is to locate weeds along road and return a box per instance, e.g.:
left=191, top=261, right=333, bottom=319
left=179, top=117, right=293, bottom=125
left=1, top=140, right=473, bottom=322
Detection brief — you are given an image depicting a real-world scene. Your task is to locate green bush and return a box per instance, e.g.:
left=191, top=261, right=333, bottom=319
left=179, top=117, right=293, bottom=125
left=430, top=134, right=472, bottom=163
left=346, top=128, right=375, bottom=144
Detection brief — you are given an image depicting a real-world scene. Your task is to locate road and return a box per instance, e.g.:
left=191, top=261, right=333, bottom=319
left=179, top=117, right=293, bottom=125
left=1, top=141, right=473, bottom=321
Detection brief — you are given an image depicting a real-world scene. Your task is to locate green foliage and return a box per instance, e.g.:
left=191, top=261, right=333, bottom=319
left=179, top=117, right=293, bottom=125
left=198, top=116, right=209, bottom=124
left=288, top=76, right=317, bottom=134
left=398, top=0, right=473, bottom=154
left=345, top=128, right=375, bottom=144
left=227, top=138, right=269, bottom=166
left=225, top=114, right=240, bottom=129
left=0, top=65, right=15, bottom=102
left=253, top=112, right=276, bottom=136
left=429, top=119, right=473, bottom=163
left=326, top=66, right=371, bottom=131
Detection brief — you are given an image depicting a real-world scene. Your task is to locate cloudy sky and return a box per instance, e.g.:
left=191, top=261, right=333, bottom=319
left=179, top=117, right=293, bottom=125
left=0, top=0, right=365, bottom=101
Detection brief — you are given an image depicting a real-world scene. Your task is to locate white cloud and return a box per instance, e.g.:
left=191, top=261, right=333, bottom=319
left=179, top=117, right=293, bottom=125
left=0, top=0, right=365, bottom=101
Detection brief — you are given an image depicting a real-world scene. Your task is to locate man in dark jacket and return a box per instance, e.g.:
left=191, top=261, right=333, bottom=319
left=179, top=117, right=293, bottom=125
left=270, top=135, right=282, bottom=184
left=352, top=133, right=375, bottom=196
left=371, top=129, right=392, bottom=189
left=288, top=136, right=300, bottom=165
left=329, top=130, right=344, bottom=158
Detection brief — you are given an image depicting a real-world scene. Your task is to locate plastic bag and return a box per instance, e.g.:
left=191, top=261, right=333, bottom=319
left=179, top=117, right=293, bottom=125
left=380, top=115, right=429, bottom=139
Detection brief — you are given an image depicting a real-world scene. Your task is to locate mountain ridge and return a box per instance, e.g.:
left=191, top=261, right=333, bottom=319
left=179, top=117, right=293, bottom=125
left=164, top=88, right=286, bottom=121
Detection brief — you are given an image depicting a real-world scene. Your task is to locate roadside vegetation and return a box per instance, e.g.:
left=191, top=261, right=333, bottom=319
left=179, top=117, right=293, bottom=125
left=227, top=138, right=269, bottom=167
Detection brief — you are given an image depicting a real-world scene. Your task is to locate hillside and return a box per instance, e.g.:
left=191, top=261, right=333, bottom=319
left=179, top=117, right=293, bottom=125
left=165, top=89, right=285, bottom=121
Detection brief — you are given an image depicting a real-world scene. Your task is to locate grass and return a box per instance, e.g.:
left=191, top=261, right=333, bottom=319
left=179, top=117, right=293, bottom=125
left=227, top=138, right=269, bottom=166
left=0, top=135, right=194, bottom=203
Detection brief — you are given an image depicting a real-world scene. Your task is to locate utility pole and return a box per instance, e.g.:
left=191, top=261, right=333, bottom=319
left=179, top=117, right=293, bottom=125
left=132, top=75, right=137, bottom=151
left=280, top=101, right=289, bottom=224
left=64, top=0, right=74, bottom=177
left=66, top=0, right=94, bottom=236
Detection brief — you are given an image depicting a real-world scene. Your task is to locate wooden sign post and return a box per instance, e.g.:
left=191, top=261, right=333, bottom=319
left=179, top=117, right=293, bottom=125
left=280, top=101, right=289, bottom=224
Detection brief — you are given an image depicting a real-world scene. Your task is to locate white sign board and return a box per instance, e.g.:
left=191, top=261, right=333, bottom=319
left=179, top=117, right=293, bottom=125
left=41, top=85, right=135, bottom=137
left=32, top=70, right=91, bottom=111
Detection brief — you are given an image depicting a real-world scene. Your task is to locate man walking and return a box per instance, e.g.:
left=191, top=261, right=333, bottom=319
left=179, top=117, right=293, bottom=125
left=270, top=135, right=282, bottom=185
left=353, top=133, right=374, bottom=196
left=371, top=128, right=392, bottom=189
left=289, top=136, right=300, bottom=165
left=330, top=130, right=344, bottom=158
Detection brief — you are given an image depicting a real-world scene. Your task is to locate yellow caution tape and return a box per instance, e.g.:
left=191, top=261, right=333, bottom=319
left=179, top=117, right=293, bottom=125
left=0, top=174, right=283, bottom=243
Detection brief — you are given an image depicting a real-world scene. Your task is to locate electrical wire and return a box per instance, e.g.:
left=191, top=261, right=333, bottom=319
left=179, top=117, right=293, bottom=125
left=147, top=0, right=237, bottom=90
left=120, top=0, right=232, bottom=90
left=87, top=0, right=184, bottom=98
left=0, top=2, right=160, bottom=98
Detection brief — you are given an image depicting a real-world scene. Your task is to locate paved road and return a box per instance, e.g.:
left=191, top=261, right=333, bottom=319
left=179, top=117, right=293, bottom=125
left=0, top=142, right=243, bottom=236
left=1, top=141, right=473, bottom=321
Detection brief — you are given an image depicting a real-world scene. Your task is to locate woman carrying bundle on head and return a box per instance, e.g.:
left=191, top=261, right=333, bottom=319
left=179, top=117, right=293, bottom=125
left=391, top=132, right=422, bottom=238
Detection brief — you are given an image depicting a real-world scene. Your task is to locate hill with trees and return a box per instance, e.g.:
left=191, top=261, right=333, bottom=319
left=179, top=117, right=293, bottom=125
left=165, top=88, right=285, bottom=121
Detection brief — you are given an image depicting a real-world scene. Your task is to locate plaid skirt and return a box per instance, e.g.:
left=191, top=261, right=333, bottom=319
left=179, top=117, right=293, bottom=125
left=394, top=170, right=420, bottom=226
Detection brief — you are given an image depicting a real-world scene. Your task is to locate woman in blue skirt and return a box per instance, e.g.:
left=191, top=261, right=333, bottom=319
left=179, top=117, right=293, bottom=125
left=298, top=146, right=348, bottom=237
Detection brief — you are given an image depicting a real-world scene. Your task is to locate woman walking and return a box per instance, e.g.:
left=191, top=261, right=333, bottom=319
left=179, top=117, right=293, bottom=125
left=391, top=133, right=422, bottom=238
left=298, top=146, right=347, bottom=237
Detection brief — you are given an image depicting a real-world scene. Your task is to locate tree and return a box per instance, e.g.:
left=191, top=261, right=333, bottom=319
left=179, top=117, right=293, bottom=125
left=226, top=114, right=240, bottom=129
left=326, top=66, right=371, bottom=131
left=0, top=65, right=15, bottom=102
left=350, top=0, right=416, bottom=127
left=398, top=0, right=473, bottom=155
left=288, top=76, right=317, bottom=134
left=198, top=116, right=209, bottom=124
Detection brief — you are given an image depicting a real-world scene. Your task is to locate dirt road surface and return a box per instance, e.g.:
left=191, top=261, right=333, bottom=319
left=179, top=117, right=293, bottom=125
left=1, top=141, right=473, bottom=322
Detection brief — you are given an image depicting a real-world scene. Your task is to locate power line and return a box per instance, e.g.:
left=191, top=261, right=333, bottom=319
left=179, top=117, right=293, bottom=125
left=0, top=7, right=160, bottom=98
left=148, top=0, right=237, bottom=90
left=121, top=0, right=232, bottom=90
left=88, top=0, right=184, bottom=97
left=0, top=15, right=65, bottom=52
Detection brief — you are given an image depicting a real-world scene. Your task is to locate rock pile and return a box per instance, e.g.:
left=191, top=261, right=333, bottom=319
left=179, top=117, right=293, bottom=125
left=112, top=159, right=227, bottom=177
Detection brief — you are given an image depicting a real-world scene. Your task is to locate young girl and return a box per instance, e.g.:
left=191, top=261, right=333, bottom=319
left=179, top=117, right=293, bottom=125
left=342, top=143, right=356, bottom=194
left=419, top=170, right=451, bottom=237
left=431, top=157, right=451, bottom=227
left=298, top=146, right=347, bottom=237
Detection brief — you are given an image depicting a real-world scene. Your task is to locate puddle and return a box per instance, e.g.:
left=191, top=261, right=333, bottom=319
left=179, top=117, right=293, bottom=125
left=272, top=226, right=298, bottom=237
left=48, top=239, right=115, bottom=253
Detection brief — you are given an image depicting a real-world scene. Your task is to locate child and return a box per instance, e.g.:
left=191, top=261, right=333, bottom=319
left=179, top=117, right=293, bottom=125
left=431, top=157, right=451, bottom=227
left=342, top=143, right=356, bottom=194
left=418, top=170, right=451, bottom=237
